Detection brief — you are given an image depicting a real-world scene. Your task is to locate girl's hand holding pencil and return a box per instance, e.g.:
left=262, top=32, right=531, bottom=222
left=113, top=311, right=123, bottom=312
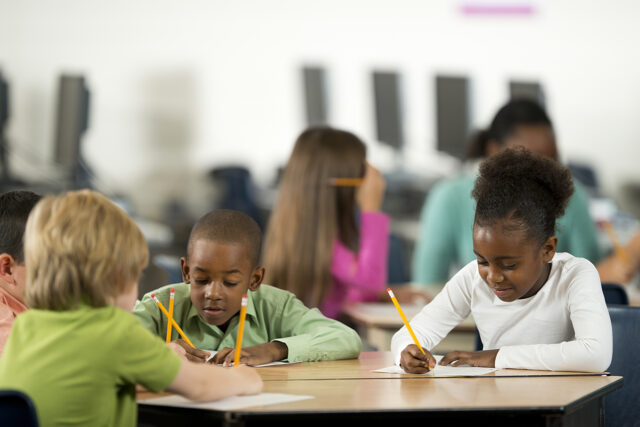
left=387, top=288, right=437, bottom=373
left=400, top=344, right=437, bottom=374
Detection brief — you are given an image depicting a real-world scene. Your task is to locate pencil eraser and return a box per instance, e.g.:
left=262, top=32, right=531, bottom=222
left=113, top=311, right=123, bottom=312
left=170, top=288, right=175, bottom=292
left=151, top=293, right=155, bottom=298
left=386, top=288, right=391, bottom=292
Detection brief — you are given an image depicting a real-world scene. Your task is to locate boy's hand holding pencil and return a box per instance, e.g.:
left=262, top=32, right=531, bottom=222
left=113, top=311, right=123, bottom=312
left=167, top=339, right=210, bottom=364
left=211, top=342, right=288, bottom=367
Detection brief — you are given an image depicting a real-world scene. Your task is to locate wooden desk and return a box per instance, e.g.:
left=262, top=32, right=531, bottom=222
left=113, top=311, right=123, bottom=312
left=138, top=352, right=622, bottom=427
left=256, top=351, right=610, bottom=381
left=343, top=302, right=476, bottom=352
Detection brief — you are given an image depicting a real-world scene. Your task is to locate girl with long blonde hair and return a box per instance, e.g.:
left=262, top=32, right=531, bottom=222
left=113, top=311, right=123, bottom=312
left=263, top=127, right=389, bottom=319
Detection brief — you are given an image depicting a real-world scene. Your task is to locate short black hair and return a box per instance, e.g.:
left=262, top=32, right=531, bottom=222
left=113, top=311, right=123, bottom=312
left=467, top=99, right=553, bottom=159
left=188, top=209, right=262, bottom=267
left=472, top=146, right=574, bottom=245
left=0, top=190, right=42, bottom=262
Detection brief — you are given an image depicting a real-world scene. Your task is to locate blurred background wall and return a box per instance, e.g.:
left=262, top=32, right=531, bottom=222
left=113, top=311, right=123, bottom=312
left=1, top=0, right=639, bottom=220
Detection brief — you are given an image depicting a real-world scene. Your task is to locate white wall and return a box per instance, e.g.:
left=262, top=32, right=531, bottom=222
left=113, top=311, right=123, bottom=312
left=1, top=0, right=640, bottom=219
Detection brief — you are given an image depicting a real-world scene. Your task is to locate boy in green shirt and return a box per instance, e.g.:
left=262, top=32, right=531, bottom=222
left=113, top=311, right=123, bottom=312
left=134, top=209, right=362, bottom=365
left=0, top=191, right=261, bottom=427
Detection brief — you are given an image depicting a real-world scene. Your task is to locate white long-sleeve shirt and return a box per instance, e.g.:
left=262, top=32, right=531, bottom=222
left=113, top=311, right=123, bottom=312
left=392, top=253, right=612, bottom=372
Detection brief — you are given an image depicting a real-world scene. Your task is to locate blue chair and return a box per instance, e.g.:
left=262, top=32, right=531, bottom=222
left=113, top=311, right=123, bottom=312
left=601, top=282, right=629, bottom=305
left=209, top=166, right=263, bottom=228
left=387, top=233, right=409, bottom=284
left=605, top=305, right=640, bottom=427
left=474, top=329, right=483, bottom=351
left=0, top=389, right=39, bottom=427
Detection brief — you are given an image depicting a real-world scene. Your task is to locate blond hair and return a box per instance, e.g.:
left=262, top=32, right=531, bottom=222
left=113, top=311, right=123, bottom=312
left=25, top=190, right=148, bottom=310
left=263, top=127, right=365, bottom=307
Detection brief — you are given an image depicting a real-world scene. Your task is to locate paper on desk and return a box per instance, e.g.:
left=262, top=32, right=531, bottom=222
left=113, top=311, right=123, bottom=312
left=204, top=350, right=298, bottom=367
left=140, top=393, right=314, bottom=411
left=373, top=355, right=496, bottom=377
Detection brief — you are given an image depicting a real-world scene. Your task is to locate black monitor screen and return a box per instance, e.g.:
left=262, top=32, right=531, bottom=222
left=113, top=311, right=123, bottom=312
left=435, top=75, right=471, bottom=160
left=372, top=71, right=403, bottom=149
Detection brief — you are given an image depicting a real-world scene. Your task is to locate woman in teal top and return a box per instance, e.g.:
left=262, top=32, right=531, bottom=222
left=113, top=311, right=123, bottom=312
left=412, top=99, right=602, bottom=286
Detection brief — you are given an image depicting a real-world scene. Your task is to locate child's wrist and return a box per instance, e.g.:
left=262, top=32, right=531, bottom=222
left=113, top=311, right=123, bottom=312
left=270, top=341, right=288, bottom=361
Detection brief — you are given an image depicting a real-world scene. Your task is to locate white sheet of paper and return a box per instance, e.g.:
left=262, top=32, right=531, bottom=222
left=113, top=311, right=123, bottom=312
left=140, top=393, right=313, bottom=411
left=204, top=350, right=298, bottom=367
left=373, top=355, right=497, bottom=377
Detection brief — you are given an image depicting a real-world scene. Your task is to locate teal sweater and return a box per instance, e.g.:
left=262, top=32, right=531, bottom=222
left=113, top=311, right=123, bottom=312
left=412, top=174, right=602, bottom=286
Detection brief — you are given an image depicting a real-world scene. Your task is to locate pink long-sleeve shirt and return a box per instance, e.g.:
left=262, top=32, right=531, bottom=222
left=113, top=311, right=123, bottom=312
left=320, top=211, right=390, bottom=319
left=0, top=286, right=27, bottom=355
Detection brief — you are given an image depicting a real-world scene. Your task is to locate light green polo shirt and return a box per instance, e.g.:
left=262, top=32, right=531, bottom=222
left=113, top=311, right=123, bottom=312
left=0, top=304, right=181, bottom=427
left=412, top=174, right=603, bottom=286
left=133, top=283, right=362, bottom=362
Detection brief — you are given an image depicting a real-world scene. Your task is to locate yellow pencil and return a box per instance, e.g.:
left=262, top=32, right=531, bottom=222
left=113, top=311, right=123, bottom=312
left=233, top=294, right=249, bottom=367
left=603, top=221, right=630, bottom=264
left=151, top=294, right=196, bottom=349
left=387, top=288, right=426, bottom=355
left=165, top=288, right=175, bottom=343
left=329, top=178, right=364, bottom=187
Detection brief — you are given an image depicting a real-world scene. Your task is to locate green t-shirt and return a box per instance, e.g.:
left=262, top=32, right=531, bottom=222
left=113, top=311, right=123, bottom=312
left=412, top=174, right=603, bottom=286
left=133, top=283, right=362, bottom=362
left=0, top=304, right=181, bottom=427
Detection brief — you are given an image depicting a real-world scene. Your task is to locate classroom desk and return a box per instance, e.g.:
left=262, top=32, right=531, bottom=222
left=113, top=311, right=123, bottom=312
left=255, top=351, right=611, bottom=381
left=138, top=352, right=622, bottom=427
left=342, top=302, right=476, bottom=352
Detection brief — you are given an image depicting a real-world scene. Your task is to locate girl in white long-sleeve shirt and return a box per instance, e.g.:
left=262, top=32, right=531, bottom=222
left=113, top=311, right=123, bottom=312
left=393, top=147, right=612, bottom=373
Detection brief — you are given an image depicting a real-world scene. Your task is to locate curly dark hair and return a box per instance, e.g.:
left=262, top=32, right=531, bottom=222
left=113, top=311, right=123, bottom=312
left=472, top=146, right=574, bottom=244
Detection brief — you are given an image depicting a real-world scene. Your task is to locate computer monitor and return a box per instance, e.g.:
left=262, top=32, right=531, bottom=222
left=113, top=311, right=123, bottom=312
left=372, top=71, right=404, bottom=150
left=302, top=66, right=328, bottom=126
left=54, top=74, right=90, bottom=187
left=435, top=75, right=471, bottom=159
left=509, top=80, right=545, bottom=106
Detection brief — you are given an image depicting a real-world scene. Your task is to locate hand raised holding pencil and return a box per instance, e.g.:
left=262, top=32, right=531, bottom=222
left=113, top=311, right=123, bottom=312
left=356, top=163, right=386, bottom=212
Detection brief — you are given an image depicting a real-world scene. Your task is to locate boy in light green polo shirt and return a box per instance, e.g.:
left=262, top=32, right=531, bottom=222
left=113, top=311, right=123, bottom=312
left=134, top=209, right=362, bottom=365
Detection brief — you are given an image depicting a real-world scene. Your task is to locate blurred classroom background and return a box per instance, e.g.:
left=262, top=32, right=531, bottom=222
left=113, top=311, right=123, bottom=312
left=1, top=0, right=640, bottom=294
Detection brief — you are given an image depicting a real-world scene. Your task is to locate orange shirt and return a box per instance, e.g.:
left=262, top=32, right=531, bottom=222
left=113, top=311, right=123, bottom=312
left=0, top=286, right=27, bottom=355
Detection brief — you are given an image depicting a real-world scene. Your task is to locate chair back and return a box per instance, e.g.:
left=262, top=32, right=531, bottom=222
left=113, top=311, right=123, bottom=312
left=605, top=305, right=640, bottom=427
left=602, top=283, right=629, bottom=305
left=0, top=389, right=39, bottom=427
left=387, top=233, right=409, bottom=284
left=209, top=166, right=263, bottom=227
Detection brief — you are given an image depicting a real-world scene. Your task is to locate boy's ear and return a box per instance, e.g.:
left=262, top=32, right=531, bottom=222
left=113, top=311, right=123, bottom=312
left=180, top=257, right=190, bottom=284
left=248, top=266, right=265, bottom=292
left=0, top=253, right=17, bottom=286
left=541, top=236, right=558, bottom=263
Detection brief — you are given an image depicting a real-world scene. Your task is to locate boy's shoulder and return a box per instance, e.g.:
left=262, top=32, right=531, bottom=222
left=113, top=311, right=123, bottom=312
left=253, top=284, right=297, bottom=300
left=250, top=284, right=302, bottom=314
